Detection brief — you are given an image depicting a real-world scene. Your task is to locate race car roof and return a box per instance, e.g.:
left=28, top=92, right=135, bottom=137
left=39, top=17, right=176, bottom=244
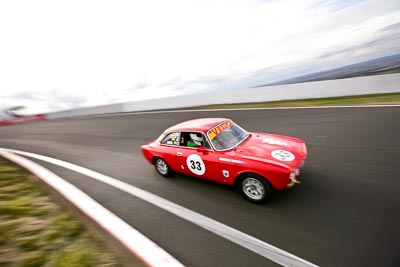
left=165, top=118, right=229, bottom=133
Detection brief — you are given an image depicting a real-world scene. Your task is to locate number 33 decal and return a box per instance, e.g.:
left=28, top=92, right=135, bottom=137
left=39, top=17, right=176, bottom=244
left=186, top=154, right=206, bottom=175
left=190, top=160, right=202, bottom=170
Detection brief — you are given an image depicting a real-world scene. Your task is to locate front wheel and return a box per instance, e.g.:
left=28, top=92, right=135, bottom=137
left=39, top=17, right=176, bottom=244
left=239, top=174, right=272, bottom=203
left=154, top=157, right=171, bottom=177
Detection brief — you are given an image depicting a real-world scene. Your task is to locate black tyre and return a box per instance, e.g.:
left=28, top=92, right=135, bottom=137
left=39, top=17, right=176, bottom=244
left=154, top=157, right=171, bottom=177
left=238, top=174, right=272, bottom=203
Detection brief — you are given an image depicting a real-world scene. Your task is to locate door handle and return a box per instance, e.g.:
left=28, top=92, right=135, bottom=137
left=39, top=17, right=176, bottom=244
left=177, top=152, right=182, bottom=156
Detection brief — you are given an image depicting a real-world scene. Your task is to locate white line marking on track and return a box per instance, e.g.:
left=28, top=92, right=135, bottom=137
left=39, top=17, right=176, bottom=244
left=2, top=148, right=318, bottom=267
left=0, top=148, right=184, bottom=267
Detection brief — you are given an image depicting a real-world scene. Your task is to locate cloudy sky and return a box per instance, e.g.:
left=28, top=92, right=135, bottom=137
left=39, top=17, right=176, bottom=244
left=1, top=0, right=399, bottom=114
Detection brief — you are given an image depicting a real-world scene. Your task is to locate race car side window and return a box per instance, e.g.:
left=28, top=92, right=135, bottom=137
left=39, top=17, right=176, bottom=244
left=161, top=132, right=180, bottom=146
left=181, top=132, right=212, bottom=150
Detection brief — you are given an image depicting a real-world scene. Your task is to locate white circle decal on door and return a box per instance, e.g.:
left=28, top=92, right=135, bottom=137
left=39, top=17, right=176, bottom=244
left=186, top=154, right=206, bottom=175
left=271, top=150, right=295, bottom=162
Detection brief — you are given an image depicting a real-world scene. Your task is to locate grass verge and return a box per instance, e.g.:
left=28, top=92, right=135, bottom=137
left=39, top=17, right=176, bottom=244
left=0, top=157, right=124, bottom=267
left=194, top=92, right=400, bottom=109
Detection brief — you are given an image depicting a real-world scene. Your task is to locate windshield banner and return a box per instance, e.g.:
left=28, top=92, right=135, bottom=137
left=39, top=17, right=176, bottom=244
left=207, top=120, right=233, bottom=140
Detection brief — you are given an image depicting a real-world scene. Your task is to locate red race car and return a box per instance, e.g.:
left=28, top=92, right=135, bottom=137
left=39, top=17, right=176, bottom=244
left=141, top=118, right=307, bottom=203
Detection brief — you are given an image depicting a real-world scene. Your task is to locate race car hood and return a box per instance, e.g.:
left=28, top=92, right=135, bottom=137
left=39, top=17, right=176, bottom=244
left=235, top=132, right=307, bottom=168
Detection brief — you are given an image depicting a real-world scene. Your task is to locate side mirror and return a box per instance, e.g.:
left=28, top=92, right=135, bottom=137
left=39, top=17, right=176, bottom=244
left=197, top=146, right=206, bottom=153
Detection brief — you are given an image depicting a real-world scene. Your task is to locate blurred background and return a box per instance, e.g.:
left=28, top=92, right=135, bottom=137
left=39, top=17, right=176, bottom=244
left=1, top=0, right=399, bottom=116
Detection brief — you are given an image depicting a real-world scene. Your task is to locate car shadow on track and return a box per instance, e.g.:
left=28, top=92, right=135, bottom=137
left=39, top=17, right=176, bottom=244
left=153, top=168, right=320, bottom=209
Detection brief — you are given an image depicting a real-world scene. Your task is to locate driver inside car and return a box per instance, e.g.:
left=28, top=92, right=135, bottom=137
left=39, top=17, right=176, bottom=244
left=187, top=133, right=203, bottom=148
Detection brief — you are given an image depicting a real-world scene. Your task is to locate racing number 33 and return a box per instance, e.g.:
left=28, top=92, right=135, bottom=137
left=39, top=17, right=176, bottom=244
left=186, top=154, right=206, bottom=175
left=190, top=160, right=202, bottom=170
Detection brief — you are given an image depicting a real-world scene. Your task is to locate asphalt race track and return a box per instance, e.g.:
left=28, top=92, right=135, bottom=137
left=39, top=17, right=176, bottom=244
left=1, top=107, right=399, bottom=267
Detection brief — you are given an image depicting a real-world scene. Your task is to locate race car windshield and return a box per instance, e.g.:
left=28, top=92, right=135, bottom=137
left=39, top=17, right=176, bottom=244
left=207, top=120, right=250, bottom=151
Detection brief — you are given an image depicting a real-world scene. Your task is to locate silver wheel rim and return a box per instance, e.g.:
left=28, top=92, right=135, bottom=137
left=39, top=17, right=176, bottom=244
left=156, top=159, right=168, bottom=175
left=242, top=177, right=265, bottom=200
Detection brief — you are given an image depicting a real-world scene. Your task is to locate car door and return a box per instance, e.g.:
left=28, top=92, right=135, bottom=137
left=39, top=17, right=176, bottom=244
left=176, top=132, right=223, bottom=183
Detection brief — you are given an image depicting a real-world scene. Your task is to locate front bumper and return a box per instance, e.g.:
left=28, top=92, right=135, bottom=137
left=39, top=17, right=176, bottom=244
left=287, top=159, right=305, bottom=188
left=287, top=175, right=301, bottom=188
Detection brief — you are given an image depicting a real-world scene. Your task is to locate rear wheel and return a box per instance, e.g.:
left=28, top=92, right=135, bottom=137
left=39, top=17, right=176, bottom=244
left=154, top=157, right=171, bottom=177
left=239, top=174, right=272, bottom=203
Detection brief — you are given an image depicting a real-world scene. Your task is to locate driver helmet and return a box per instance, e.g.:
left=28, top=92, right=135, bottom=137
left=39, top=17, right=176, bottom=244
left=190, top=133, right=203, bottom=146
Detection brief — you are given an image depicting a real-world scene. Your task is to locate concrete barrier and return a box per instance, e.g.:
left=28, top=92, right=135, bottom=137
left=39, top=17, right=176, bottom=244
left=47, top=103, right=124, bottom=120
left=122, top=73, right=400, bottom=112
left=46, top=73, right=400, bottom=119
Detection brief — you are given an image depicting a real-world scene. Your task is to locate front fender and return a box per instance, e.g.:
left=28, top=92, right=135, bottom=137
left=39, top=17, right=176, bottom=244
left=232, top=162, right=291, bottom=190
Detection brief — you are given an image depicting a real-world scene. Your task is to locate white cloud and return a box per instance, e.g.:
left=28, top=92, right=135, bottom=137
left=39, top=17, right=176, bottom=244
left=0, top=0, right=399, bottom=114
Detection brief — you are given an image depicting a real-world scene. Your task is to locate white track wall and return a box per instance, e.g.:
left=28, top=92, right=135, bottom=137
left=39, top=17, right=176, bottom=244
left=48, top=73, right=400, bottom=119
left=48, top=103, right=124, bottom=120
